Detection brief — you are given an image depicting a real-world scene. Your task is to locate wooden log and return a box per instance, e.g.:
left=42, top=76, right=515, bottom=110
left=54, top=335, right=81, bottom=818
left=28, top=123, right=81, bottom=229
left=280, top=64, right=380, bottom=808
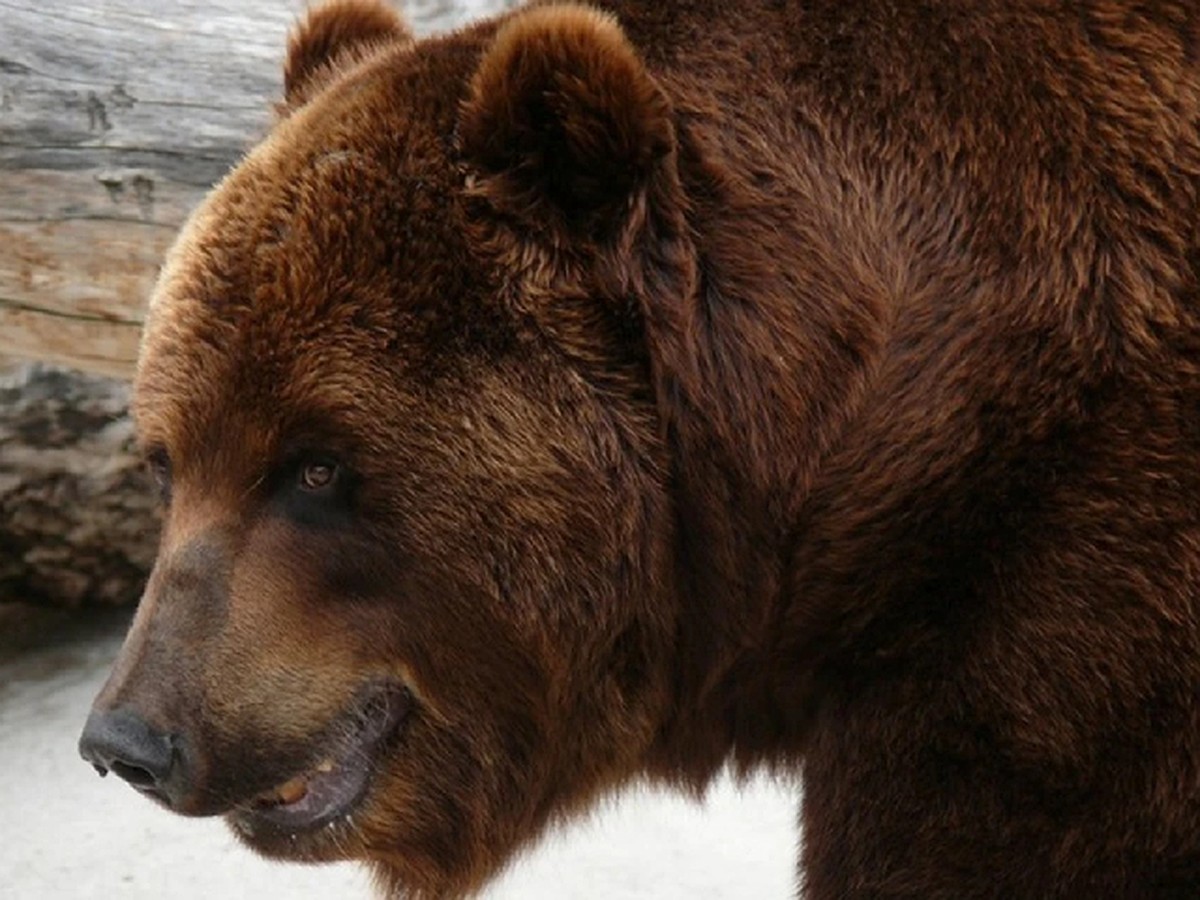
left=0, top=363, right=156, bottom=607
left=0, top=1, right=302, bottom=376
left=0, top=0, right=510, bottom=377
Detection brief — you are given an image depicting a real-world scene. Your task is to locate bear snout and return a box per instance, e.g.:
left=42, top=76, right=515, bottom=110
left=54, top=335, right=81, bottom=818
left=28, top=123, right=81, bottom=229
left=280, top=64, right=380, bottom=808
left=79, top=528, right=238, bottom=814
left=78, top=707, right=182, bottom=808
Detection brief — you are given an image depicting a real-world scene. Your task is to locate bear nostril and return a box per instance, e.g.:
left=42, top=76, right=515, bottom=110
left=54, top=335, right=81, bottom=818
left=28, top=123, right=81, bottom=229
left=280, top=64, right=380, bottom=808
left=78, top=708, right=177, bottom=801
left=110, top=760, right=159, bottom=790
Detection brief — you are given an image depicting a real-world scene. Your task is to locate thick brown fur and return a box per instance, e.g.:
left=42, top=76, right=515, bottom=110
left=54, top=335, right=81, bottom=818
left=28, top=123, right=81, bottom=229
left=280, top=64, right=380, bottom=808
left=85, top=0, right=1200, bottom=897
left=282, top=0, right=413, bottom=108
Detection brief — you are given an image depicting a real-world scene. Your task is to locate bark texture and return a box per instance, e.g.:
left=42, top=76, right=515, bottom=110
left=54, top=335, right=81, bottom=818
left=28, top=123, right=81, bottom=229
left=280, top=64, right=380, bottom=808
left=0, top=364, right=156, bottom=607
left=0, top=0, right=302, bottom=377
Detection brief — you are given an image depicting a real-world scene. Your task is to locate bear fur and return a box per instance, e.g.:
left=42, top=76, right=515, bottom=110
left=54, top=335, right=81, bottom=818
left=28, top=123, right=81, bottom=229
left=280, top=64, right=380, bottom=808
left=82, top=0, right=1200, bottom=896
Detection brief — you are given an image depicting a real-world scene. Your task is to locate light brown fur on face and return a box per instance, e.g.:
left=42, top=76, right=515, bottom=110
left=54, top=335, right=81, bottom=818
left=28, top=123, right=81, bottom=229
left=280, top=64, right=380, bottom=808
left=81, top=0, right=1200, bottom=896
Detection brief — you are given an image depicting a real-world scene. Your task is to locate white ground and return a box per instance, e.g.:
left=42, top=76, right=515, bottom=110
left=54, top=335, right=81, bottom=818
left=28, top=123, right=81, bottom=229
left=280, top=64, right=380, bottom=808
left=1, top=611, right=800, bottom=899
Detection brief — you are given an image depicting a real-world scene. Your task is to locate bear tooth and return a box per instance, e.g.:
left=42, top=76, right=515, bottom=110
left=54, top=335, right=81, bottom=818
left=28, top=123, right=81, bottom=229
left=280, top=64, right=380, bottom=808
left=276, top=775, right=309, bottom=804
left=315, top=758, right=335, bottom=774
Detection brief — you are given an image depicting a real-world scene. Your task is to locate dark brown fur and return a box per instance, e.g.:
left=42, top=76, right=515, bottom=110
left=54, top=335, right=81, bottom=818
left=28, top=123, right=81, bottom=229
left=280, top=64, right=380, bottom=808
left=86, top=0, right=1200, bottom=896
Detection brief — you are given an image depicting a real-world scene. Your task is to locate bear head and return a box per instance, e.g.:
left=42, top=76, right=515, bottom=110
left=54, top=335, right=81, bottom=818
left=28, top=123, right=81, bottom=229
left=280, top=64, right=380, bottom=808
left=81, top=2, right=700, bottom=896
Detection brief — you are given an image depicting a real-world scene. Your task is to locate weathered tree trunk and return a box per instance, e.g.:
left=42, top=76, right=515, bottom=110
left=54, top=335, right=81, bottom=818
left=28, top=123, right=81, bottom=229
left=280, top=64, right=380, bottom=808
left=1, top=0, right=304, bottom=377
left=0, top=365, right=156, bottom=607
left=0, top=1, right=507, bottom=608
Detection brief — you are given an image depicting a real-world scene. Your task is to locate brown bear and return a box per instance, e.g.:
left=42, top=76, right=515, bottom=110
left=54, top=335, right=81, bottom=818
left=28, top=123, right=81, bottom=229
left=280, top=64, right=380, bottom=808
left=79, top=0, right=1200, bottom=896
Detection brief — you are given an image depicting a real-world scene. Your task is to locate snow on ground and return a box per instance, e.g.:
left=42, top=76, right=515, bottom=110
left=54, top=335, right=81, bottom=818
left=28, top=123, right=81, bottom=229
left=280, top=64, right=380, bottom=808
left=1, top=610, right=799, bottom=899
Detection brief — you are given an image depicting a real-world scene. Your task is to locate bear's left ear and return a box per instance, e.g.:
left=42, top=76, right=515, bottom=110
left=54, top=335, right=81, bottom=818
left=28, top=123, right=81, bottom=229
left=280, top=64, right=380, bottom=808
left=458, top=5, right=675, bottom=241
left=283, top=0, right=413, bottom=108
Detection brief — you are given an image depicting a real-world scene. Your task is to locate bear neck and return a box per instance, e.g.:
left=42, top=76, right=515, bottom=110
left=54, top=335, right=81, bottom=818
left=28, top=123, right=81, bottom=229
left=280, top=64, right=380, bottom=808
left=640, top=117, right=878, bottom=783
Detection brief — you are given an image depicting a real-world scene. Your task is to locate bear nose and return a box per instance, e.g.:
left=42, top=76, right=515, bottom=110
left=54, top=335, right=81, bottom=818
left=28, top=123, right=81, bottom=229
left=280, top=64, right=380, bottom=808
left=79, top=708, right=177, bottom=801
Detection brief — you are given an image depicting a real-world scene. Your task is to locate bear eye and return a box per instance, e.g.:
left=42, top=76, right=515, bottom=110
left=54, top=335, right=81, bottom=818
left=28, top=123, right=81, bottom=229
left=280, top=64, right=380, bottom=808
left=298, top=460, right=338, bottom=492
left=276, top=455, right=353, bottom=529
left=145, top=448, right=172, bottom=503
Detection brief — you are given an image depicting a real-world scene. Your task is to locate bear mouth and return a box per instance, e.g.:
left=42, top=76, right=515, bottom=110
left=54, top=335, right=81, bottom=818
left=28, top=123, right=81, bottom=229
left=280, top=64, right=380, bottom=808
left=229, top=682, right=411, bottom=836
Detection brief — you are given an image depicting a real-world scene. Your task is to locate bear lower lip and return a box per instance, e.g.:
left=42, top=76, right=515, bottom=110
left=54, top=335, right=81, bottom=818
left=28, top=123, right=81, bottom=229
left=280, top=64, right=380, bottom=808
left=229, top=683, right=411, bottom=836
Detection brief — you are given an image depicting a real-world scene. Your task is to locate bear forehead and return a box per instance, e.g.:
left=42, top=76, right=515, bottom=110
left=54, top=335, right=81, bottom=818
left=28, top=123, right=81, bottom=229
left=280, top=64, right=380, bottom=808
left=147, top=36, right=480, bottom=332
left=133, top=34, right=507, bottom=459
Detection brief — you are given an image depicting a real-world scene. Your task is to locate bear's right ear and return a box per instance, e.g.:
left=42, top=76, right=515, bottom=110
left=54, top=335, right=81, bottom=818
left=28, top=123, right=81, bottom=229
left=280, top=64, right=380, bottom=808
left=458, top=5, right=676, bottom=243
left=283, top=0, right=413, bottom=108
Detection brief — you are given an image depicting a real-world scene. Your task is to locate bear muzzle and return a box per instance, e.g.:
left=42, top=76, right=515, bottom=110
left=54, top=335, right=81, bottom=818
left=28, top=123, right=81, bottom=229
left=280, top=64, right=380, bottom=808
left=78, top=707, right=187, bottom=809
left=229, top=682, right=413, bottom=839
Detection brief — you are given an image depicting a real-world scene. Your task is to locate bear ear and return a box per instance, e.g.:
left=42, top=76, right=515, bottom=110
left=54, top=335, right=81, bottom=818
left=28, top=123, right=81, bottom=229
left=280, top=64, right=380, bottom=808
left=458, top=5, right=675, bottom=239
left=283, top=0, right=413, bottom=108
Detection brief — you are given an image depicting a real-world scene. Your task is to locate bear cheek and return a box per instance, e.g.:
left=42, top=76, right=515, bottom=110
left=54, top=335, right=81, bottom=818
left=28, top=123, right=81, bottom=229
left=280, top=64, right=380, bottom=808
left=203, top=526, right=384, bottom=733
left=210, top=529, right=551, bottom=875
